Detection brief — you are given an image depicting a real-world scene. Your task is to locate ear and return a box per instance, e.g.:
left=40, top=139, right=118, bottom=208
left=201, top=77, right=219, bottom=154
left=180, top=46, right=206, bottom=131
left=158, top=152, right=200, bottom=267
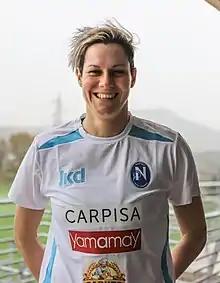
left=130, top=68, right=137, bottom=88
left=75, top=68, right=82, bottom=87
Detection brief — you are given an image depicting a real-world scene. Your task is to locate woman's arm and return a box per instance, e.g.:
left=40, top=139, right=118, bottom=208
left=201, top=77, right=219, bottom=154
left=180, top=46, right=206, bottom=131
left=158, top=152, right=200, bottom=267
left=172, top=196, right=207, bottom=279
left=14, top=205, right=45, bottom=281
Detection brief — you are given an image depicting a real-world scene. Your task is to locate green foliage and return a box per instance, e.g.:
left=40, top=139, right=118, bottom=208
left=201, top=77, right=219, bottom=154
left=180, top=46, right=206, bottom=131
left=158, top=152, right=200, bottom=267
left=0, top=139, right=7, bottom=172
left=1, top=132, right=34, bottom=181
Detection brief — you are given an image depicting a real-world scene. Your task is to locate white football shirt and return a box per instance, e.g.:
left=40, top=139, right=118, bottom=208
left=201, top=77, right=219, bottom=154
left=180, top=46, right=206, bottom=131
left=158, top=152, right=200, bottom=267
left=8, top=113, right=200, bottom=283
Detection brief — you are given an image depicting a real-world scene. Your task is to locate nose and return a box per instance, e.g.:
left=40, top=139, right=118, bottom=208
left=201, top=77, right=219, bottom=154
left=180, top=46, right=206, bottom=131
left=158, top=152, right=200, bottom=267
left=99, top=72, right=114, bottom=89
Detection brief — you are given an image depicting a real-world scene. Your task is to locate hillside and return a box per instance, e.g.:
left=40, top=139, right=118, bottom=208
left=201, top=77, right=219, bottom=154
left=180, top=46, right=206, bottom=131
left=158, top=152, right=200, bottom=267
left=132, top=109, right=220, bottom=153
left=194, top=151, right=220, bottom=181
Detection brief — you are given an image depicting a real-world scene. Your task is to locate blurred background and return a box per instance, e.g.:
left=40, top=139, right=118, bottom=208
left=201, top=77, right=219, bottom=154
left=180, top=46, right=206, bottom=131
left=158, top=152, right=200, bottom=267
left=0, top=0, right=219, bottom=282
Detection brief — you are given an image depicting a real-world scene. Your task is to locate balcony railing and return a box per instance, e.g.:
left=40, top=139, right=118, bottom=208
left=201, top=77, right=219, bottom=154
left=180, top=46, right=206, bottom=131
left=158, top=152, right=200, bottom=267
left=0, top=181, right=220, bottom=282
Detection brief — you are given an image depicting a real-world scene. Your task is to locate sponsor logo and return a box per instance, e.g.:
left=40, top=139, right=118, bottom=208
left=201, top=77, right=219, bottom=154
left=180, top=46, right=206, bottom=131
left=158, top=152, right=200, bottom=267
left=59, top=167, right=86, bottom=186
left=65, top=206, right=140, bottom=225
left=69, top=228, right=141, bottom=254
left=131, top=162, right=151, bottom=188
left=83, top=257, right=126, bottom=282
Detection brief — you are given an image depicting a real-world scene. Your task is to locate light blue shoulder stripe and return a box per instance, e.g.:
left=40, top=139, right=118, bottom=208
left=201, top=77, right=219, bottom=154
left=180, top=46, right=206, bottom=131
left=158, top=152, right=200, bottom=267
left=38, top=129, right=83, bottom=150
left=161, top=216, right=173, bottom=283
left=128, top=125, right=173, bottom=142
left=43, top=238, right=57, bottom=283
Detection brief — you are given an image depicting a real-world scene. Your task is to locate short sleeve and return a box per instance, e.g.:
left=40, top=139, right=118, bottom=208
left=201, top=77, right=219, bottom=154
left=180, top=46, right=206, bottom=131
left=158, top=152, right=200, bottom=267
left=168, top=133, right=200, bottom=206
left=8, top=138, right=49, bottom=210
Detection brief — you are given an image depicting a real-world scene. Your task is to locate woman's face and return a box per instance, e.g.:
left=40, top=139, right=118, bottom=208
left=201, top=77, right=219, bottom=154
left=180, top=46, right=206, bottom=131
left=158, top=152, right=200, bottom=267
left=77, top=43, right=136, bottom=120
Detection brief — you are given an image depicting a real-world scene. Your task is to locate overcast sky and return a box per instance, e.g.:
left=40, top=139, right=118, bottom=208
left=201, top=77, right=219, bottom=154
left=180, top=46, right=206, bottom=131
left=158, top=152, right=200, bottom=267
left=0, top=0, right=219, bottom=129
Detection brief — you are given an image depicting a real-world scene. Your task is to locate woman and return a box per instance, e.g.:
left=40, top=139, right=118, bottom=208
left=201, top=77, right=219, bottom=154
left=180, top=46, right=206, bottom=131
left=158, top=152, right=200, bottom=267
left=8, top=20, right=207, bottom=283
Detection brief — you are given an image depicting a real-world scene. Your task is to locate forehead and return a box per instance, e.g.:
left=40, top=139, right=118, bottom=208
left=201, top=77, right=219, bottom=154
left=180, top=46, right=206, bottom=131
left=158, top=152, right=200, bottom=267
left=83, top=43, right=129, bottom=68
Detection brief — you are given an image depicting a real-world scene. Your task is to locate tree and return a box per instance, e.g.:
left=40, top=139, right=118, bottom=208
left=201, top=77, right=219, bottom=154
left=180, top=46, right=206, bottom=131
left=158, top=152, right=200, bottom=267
left=5, top=132, right=34, bottom=179
left=0, top=139, right=7, bottom=172
left=9, top=132, right=34, bottom=162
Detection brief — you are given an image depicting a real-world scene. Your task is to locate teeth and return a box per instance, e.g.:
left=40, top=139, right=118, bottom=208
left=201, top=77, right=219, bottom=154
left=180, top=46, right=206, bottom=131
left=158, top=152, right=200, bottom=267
left=95, top=93, right=117, bottom=99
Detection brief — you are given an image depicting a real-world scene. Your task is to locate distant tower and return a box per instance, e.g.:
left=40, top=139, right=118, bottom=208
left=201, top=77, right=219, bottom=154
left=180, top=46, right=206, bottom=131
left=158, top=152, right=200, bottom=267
left=53, top=93, right=63, bottom=126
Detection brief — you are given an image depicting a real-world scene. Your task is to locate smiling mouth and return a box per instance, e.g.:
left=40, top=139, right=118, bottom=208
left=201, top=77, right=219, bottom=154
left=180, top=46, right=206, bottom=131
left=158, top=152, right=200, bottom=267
left=93, top=93, right=119, bottom=99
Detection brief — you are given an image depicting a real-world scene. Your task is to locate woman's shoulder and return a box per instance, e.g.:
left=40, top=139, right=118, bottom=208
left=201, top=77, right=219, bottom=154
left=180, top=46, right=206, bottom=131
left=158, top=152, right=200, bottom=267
left=131, top=114, right=179, bottom=144
left=34, top=117, right=82, bottom=150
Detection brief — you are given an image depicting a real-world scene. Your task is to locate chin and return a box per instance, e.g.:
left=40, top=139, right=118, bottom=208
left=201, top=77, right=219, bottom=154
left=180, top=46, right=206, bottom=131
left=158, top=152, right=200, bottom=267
left=96, top=110, right=125, bottom=121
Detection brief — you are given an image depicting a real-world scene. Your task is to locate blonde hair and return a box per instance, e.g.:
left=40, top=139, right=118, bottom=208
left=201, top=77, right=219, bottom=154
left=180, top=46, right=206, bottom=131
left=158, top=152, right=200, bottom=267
left=68, top=19, right=139, bottom=73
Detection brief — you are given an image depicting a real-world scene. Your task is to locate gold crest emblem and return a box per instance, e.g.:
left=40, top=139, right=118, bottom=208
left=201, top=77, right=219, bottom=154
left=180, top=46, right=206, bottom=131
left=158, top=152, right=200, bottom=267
left=83, top=257, right=126, bottom=282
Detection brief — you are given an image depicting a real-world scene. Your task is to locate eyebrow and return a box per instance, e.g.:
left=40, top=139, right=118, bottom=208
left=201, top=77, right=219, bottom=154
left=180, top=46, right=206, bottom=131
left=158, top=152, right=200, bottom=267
left=87, top=64, right=126, bottom=68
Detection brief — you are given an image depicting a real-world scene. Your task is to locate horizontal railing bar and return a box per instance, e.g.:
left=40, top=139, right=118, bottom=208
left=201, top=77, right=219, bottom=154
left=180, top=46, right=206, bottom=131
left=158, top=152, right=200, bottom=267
left=0, top=213, right=14, bottom=218
left=206, top=238, right=220, bottom=245
left=194, top=259, right=220, bottom=274
left=169, top=210, right=220, bottom=218
left=1, top=279, right=35, bottom=283
left=193, top=270, right=220, bottom=283
left=0, top=248, right=18, bottom=256
left=21, top=278, right=35, bottom=283
left=0, top=237, right=14, bottom=244
left=208, top=227, right=220, bottom=233
left=169, top=239, right=179, bottom=245
left=38, top=233, right=49, bottom=238
left=0, top=269, right=20, bottom=280
left=0, top=199, right=13, bottom=205
left=196, top=250, right=220, bottom=260
left=1, top=258, right=24, bottom=266
left=0, top=225, right=13, bottom=231
left=0, top=266, right=20, bottom=273
left=207, top=237, right=220, bottom=243
left=202, top=192, right=220, bottom=196
left=169, top=227, right=220, bottom=235
left=0, top=234, right=49, bottom=245
left=205, top=212, right=220, bottom=219
left=39, top=221, right=50, bottom=226
left=199, top=181, right=220, bottom=187
left=0, top=273, right=20, bottom=280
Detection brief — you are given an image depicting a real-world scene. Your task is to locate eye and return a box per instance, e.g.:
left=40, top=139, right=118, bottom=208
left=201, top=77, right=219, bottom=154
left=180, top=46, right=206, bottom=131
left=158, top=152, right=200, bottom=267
left=88, top=70, right=101, bottom=76
left=112, top=70, right=126, bottom=76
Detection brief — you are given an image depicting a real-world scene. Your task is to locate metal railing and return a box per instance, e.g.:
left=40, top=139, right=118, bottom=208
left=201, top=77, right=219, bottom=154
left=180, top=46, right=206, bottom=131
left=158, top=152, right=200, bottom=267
left=0, top=181, right=220, bottom=283
left=173, top=182, right=220, bottom=283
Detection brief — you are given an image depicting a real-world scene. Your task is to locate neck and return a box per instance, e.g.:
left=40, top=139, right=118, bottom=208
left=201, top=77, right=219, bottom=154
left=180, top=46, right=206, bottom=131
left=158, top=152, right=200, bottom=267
left=82, top=108, right=130, bottom=138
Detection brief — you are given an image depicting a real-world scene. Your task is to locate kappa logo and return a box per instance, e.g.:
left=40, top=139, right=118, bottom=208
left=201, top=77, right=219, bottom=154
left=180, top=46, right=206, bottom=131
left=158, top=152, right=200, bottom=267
left=83, top=257, right=126, bottom=282
left=131, top=162, right=151, bottom=188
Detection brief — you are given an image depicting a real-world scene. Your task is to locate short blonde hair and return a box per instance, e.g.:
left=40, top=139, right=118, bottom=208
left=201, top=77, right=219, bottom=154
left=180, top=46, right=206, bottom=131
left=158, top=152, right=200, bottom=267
left=68, top=19, right=138, bottom=73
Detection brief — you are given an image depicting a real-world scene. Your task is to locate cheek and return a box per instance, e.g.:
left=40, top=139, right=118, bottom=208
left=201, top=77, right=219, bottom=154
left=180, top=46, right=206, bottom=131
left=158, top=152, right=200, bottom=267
left=118, top=78, right=132, bottom=90
left=82, top=78, right=98, bottom=91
